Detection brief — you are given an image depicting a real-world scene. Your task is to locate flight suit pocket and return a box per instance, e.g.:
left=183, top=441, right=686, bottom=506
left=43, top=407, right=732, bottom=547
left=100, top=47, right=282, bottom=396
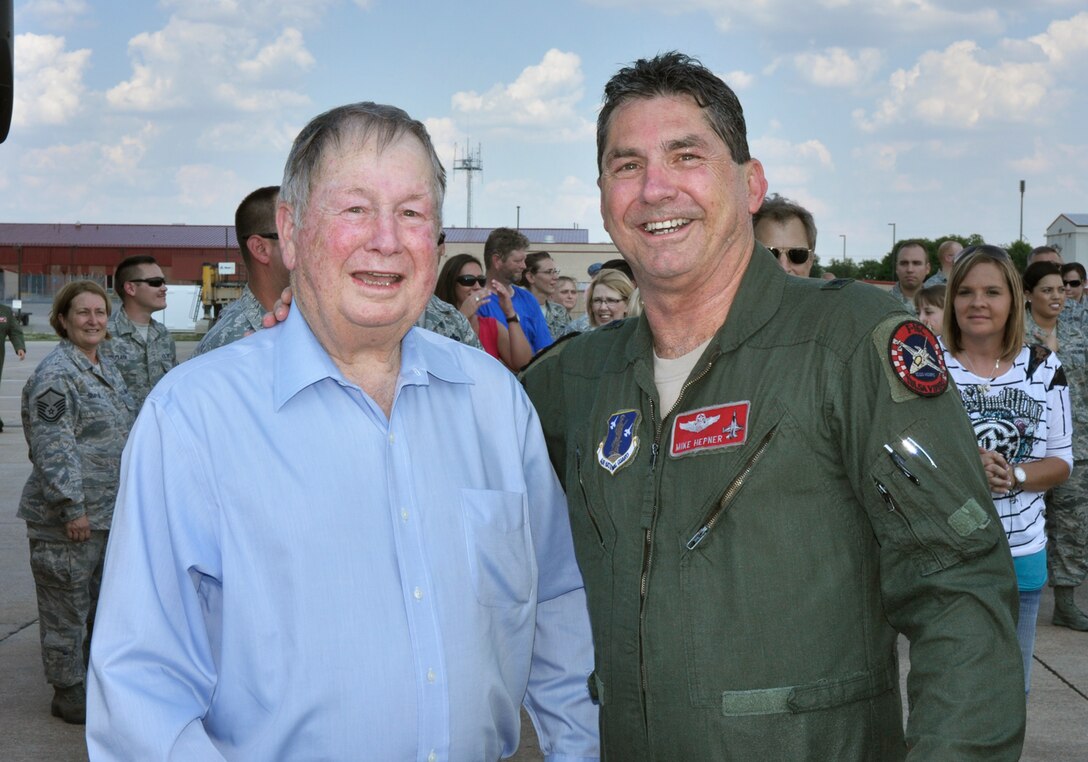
left=460, top=489, right=532, bottom=607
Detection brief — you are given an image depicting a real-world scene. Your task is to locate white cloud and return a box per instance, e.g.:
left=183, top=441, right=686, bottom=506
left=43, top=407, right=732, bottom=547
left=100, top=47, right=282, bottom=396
left=792, top=47, right=882, bottom=87
left=13, top=33, right=91, bottom=127
left=856, top=40, right=1051, bottom=130
left=106, top=17, right=315, bottom=115
left=1028, top=11, right=1088, bottom=68
left=718, top=70, right=754, bottom=90
left=451, top=49, right=594, bottom=142
left=19, top=0, right=90, bottom=29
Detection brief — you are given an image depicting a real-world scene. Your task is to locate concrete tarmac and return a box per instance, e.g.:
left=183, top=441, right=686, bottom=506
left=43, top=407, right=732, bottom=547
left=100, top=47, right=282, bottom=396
left=2, top=336, right=1086, bottom=760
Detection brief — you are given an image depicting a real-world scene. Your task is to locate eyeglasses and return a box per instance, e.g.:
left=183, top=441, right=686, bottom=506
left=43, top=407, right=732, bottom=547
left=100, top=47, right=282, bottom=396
left=767, top=247, right=812, bottom=265
left=1064, top=280, right=1082, bottom=288
left=456, top=275, right=487, bottom=287
left=535, top=268, right=560, bottom=276
left=251, top=232, right=279, bottom=240
left=591, top=297, right=625, bottom=307
left=129, top=277, right=166, bottom=288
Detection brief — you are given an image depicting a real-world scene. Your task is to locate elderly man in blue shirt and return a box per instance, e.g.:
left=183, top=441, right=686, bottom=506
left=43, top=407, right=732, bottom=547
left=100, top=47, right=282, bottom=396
left=87, top=102, right=599, bottom=761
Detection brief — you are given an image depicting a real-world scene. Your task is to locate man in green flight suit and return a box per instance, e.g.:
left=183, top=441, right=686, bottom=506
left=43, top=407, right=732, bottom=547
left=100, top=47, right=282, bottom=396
left=522, top=51, right=1025, bottom=760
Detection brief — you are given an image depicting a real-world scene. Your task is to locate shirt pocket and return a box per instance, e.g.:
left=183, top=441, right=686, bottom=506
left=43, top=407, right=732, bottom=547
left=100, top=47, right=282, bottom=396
left=460, top=488, right=533, bottom=607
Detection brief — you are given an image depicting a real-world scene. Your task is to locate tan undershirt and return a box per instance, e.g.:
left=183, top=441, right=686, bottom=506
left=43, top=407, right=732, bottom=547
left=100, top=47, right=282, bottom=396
left=653, top=337, right=713, bottom=414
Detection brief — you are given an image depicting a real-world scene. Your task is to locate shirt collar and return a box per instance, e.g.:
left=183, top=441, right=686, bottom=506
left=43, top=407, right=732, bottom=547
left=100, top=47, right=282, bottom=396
left=272, top=306, right=474, bottom=411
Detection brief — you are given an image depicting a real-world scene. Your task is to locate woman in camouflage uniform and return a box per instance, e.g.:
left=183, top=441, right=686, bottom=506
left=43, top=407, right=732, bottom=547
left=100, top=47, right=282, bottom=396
left=520, top=251, right=571, bottom=339
left=18, top=281, right=136, bottom=724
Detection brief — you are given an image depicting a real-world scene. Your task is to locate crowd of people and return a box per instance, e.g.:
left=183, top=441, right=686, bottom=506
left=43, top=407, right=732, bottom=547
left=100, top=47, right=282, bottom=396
left=8, top=49, right=1087, bottom=760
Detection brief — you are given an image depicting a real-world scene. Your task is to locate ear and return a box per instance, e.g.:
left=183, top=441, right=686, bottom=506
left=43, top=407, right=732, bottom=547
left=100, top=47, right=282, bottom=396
left=277, top=202, right=298, bottom=272
left=248, top=235, right=272, bottom=267
left=744, top=158, right=768, bottom=215
left=124, top=281, right=138, bottom=299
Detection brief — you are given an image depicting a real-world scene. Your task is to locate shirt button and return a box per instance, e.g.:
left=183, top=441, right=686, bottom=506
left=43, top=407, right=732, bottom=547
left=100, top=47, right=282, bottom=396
left=426, top=668, right=436, bottom=683
left=388, top=433, right=396, bottom=444
left=413, top=586, right=423, bottom=600
left=427, top=752, right=436, bottom=762
left=401, top=509, right=409, bottom=521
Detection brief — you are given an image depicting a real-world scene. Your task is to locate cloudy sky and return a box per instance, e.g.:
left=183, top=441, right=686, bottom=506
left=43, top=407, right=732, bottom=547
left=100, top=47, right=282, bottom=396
left=4, top=0, right=1087, bottom=262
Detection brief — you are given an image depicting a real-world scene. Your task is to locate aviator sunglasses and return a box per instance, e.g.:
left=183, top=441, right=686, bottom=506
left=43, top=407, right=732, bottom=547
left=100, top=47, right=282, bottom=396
left=456, top=275, right=488, bottom=287
left=767, top=247, right=812, bottom=265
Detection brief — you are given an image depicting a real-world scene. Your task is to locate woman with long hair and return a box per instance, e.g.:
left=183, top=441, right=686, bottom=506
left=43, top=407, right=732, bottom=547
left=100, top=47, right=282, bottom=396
left=942, top=245, right=1073, bottom=692
left=519, top=251, right=570, bottom=339
left=586, top=269, right=636, bottom=328
left=435, top=253, right=533, bottom=371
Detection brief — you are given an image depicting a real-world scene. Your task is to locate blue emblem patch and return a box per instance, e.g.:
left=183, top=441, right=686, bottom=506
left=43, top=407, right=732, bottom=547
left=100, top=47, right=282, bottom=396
left=597, top=409, right=641, bottom=475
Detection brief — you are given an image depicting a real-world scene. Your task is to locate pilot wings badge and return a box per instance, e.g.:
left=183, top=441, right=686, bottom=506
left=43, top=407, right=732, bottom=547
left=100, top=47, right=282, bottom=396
left=597, top=409, right=641, bottom=475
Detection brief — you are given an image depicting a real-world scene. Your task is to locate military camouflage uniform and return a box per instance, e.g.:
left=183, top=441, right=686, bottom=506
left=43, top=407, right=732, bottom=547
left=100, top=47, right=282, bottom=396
left=104, top=307, right=177, bottom=408
left=193, top=286, right=264, bottom=357
left=887, top=284, right=918, bottom=314
left=418, top=295, right=484, bottom=350
left=544, top=300, right=573, bottom=339
left=1029, top=311, right=1088, bottom=587
left=923, top=271, right=948, bottom=288
left=1, top=303, right=27, bottom=431
left=18, top=340, right=136, bottom=688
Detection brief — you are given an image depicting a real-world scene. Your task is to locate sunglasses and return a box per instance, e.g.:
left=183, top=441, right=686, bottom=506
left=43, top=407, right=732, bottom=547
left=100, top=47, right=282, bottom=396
left=456, top=275, right=487, bottom=287
left=129, top=277, right=166, bottom=288
left=767, top=246, right=812, bottom=265
left=1065, top=280, right=1082, bottom=288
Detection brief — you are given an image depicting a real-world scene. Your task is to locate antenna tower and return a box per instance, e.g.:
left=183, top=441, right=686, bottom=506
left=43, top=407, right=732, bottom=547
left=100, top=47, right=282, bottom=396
left=453, top=142, right=483, bottom=227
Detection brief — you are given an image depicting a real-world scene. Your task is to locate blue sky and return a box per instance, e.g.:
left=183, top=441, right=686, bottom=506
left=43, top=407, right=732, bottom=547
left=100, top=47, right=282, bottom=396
left=4, top=0, right=1087, bottom=263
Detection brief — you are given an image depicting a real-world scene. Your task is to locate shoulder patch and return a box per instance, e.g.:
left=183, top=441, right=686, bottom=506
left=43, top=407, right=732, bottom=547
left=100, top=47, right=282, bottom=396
left=820, top=277, right=855, bottom=290
left=34, top=388, right=67, bottom=423
left=887, top=320, right=948, bottom=397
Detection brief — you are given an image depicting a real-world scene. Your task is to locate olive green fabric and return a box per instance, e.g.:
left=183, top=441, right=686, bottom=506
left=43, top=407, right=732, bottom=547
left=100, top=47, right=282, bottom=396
left=523, top=246, right=1025, bottom=760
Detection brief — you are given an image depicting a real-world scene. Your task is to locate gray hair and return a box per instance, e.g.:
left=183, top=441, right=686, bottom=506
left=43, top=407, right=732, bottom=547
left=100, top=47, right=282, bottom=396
left=280, top=102, right=446, bottom=232
left=597, top=51, right=751, bottom=175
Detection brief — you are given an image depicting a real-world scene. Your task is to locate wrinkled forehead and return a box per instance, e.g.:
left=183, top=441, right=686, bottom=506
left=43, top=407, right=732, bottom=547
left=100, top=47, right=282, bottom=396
left=312, top=128, right=437, bottom=198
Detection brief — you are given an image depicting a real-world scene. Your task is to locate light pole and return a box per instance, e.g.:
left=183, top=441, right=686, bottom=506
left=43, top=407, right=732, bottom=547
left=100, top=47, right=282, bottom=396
left=888, top=222, right=896, bottom=253
left=839, top=234, right=846, bottom=259
left=1019, top=180, right=1025, bottom=242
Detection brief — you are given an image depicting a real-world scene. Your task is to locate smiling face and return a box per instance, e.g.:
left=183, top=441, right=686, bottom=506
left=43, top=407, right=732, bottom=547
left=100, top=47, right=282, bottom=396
left=526, top=257, right=559, bottom=297
left=590, top=284, right=628, bottom=326
left=598, top=94, right=765, bottom=297
left=279, top=132, right=439, bottom=353
left=1027, top=273, right=1066, bottom=323
left=60, top=291, right=109, bottom=356
left=953, top=261, right=1012, bottom=345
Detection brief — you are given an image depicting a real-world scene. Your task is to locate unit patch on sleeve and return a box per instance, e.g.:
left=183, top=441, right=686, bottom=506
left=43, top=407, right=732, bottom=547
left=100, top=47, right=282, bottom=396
left=597, top=409, right=641, bottom=475
left=670, top=402, right=749, bottom=458
left=35, top=388, right=67, bottom=423
left=888, top=320, right=948, bottom=397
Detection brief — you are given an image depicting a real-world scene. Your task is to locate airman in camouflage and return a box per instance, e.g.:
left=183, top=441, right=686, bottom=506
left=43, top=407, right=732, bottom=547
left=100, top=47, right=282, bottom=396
left=192, top=285, right=263, bottom=357
left=1029, top=309, right=1088, bottom=629
left=105, top=304, right=176, bottom=407
left=544, top=299, right=573, bottom=339
left=19, top=336, right=136, bottom=719
left=0, top=301, right=27, bottom=431
left=418, top=294, right=484, bottom=350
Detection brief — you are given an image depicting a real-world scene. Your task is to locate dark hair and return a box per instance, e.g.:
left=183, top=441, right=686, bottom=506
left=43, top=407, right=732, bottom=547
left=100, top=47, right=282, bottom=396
left=235, top=185, right=279, bottom=266
left=753, top=193, right=817, bottom=249
left=280, top=102, right=445, bottom=233
left=1061, top=262, right=1086, bottom=281
left=483, top=227, right=530, bottom=265
left=114, top=255, right=159, bottom=299
left=435, top=253, right=484, bottom=307
left=1023, top=261, right=1062, bottom=293
left=518, top=251, right=555, bottom=288
left=597, top=51, right=750, bottom=175
left=944, top=245, right=1024, bottom=360
left=51, top=280, right=111, bottom=339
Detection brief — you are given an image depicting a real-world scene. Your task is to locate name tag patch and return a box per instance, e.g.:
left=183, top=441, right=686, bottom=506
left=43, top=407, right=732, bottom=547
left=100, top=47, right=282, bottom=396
left=671, top=402, right=749, bottom=457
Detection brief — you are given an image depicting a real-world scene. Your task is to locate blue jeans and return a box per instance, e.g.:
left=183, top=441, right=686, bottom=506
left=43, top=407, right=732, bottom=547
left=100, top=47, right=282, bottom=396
left=1016, top=588, right=1042, bottom=695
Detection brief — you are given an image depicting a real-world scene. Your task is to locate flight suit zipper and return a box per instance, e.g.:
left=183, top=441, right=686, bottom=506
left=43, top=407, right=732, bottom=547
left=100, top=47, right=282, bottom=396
left=574, top=445, right=605, bottom=545
left=685, top=423, right=780, bottom=550
left=639, top=359, right=715, bottom=729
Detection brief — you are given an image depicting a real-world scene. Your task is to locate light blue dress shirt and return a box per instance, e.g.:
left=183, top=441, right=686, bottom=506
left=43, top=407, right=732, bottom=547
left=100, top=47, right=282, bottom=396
left=87, top=306, right=599, bottom=761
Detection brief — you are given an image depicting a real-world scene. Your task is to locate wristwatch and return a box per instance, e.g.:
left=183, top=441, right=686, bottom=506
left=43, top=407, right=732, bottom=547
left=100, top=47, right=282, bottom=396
left=1013, top=466, right=1027, bottom=487
left=505, top=313, right=520, bottom=323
